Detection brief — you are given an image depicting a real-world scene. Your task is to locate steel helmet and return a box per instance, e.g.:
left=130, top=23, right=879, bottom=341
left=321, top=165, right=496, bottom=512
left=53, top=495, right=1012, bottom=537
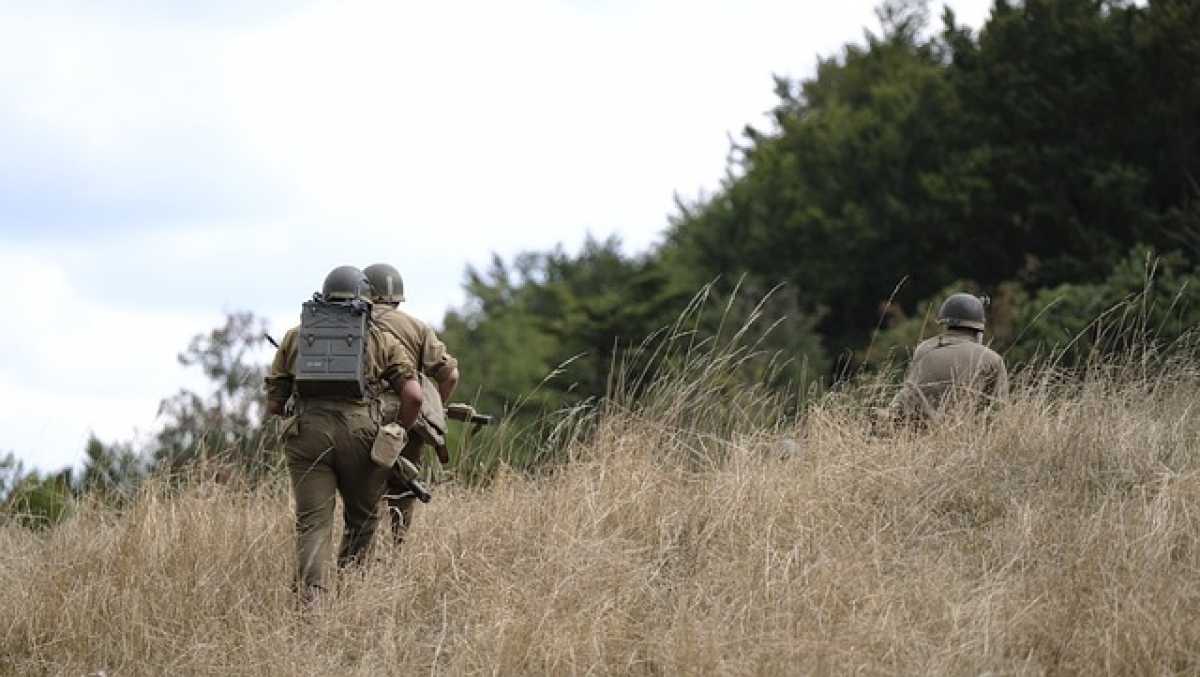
left=321, top=265, right=371, bottom=301
left=364, top=263, right=406, bottom=304
left=937, top=293, right=986, bottom=331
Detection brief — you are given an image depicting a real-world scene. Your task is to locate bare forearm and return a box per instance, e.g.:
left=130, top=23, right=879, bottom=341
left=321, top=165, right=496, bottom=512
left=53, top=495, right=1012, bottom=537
left=437, top=368, right=460, bottom=402
left=389, top=375, right=424, bottom=428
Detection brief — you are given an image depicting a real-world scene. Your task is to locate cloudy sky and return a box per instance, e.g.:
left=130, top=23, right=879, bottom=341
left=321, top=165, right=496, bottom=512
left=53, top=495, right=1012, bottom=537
left=2, top=0, right=993, bottom=472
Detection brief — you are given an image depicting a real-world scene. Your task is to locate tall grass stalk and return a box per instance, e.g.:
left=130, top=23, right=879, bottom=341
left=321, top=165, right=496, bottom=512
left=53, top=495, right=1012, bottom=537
left=5, top=300, right=1200, bottom=674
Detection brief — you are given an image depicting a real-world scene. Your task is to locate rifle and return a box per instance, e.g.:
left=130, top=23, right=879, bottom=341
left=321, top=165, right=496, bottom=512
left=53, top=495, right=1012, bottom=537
left=391, top=457, right=432, bottom=503
left=445, top=402, right=494, bottom=427
left=392, top=407, right=493, bottom=500
left=417, top=403, right=495, bottom=465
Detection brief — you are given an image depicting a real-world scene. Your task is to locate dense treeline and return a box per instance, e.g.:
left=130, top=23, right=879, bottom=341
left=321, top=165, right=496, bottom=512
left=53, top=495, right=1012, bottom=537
left=441, top=0, right=1200, bottom=415
left=4, top=0, right=1200, bottom=519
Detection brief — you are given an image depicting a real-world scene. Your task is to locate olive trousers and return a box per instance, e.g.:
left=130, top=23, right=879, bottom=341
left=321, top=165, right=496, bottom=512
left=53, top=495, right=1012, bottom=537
left=284, top=404, right=388, bottom=598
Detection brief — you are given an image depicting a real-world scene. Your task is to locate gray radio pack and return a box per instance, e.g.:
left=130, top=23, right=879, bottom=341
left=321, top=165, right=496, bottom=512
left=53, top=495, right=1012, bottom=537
left=294, top=297, right=371, bottom=399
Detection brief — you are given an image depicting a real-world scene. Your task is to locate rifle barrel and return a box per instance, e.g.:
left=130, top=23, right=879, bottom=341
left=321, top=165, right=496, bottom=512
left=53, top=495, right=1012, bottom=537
left=407, top=478, right=432, bottom=503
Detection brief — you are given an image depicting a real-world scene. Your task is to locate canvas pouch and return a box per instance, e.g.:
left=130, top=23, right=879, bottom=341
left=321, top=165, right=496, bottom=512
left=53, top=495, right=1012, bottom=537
left=411, top=373, right=450, bottom=463
left=369, top=422, right=408, bottom=468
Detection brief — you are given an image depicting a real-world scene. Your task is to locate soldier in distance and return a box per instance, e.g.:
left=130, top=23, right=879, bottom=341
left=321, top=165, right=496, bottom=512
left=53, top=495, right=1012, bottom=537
left=889, top=292, right=1009, bottom=422
left=264, top=265, right=424, bottom=605
left=363, top=262, right=461, bottom=546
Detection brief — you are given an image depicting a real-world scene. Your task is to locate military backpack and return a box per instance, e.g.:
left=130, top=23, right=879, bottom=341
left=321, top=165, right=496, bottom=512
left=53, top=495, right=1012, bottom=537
left=294, top=295, right=372, bottom=399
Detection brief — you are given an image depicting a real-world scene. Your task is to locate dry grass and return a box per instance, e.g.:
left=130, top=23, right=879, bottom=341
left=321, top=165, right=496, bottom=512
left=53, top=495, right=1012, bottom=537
left=6, top=353, right=1200, bottom=675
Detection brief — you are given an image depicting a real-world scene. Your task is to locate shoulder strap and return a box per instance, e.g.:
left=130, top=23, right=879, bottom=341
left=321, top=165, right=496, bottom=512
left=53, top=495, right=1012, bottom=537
left=362, top=320, right=385, bottom=399
left=905, top=334, right=954, bottom=381
left=419, top=326, right=430, bottom=377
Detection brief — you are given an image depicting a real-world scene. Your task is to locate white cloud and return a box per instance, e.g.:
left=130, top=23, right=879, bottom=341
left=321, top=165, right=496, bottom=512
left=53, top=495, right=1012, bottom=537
left=0, top=246, right=220, bottom=469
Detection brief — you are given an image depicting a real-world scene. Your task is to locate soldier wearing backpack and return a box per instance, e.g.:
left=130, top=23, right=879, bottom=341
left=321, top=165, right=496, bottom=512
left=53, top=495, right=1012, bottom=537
left=264, top=265, right=424, bottom=606
left=363, top=262, right=460, bottom=546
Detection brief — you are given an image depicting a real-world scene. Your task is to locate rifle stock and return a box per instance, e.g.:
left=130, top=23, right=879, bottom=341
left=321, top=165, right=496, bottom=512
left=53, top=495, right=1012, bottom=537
left=445, top=403, right=494, bottom=427
left=427, top=403, right=494, bottom=465
left=394, top=457, right=432, bottom=503
left=399, top=477, right=432, bottom=503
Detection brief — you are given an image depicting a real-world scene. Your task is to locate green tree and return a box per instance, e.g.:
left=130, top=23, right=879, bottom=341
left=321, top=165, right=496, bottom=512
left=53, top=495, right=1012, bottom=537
left=440, top=253, right=563, bottom=417
left=664, top=0, right=964, bottom=361
left=151, top=311, right=280, bottom=477
left=941, top=0, right=1176, bottom=288
left=80, top=434, right=143, bottom=496
left=1, top=456, right=73, bottom=530
left=1009, top=247, right=1200, bottom=365
left=442, top=237, right=694, bottom=417
left=661, top=0, right=1200, bottom=372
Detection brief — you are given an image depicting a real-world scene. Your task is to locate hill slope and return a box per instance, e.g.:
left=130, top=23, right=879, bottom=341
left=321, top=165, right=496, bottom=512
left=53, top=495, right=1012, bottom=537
left=4, top=361, right=1200, bottom=675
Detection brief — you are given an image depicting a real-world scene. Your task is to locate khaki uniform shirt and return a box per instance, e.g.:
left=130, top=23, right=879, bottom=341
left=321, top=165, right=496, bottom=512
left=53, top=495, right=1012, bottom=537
left=891, top=329, right=1009, bottom=421
left=264, top=322, right=416, bottom=410
left=370, top=306, right=458, bottom=383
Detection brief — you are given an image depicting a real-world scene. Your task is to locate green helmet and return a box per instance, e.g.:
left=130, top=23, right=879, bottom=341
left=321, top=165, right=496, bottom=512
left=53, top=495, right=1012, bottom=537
left=937, top=293, right=986, bottom=331
left=321, top=265, right=371, bottom=301
left=364, top=262, right=405, bottom=304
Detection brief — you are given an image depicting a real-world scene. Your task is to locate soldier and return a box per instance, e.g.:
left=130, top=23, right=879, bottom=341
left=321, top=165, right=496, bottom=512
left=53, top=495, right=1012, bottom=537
left=264, top=265, right=424, bottom=605
left=363, top=262, right=460, bottom=545
left=890, top=292, right=1009, bottom=422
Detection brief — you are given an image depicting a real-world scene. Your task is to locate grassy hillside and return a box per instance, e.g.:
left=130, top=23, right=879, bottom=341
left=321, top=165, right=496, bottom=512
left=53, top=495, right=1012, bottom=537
left=4, top=347, right=1200, bottom=675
